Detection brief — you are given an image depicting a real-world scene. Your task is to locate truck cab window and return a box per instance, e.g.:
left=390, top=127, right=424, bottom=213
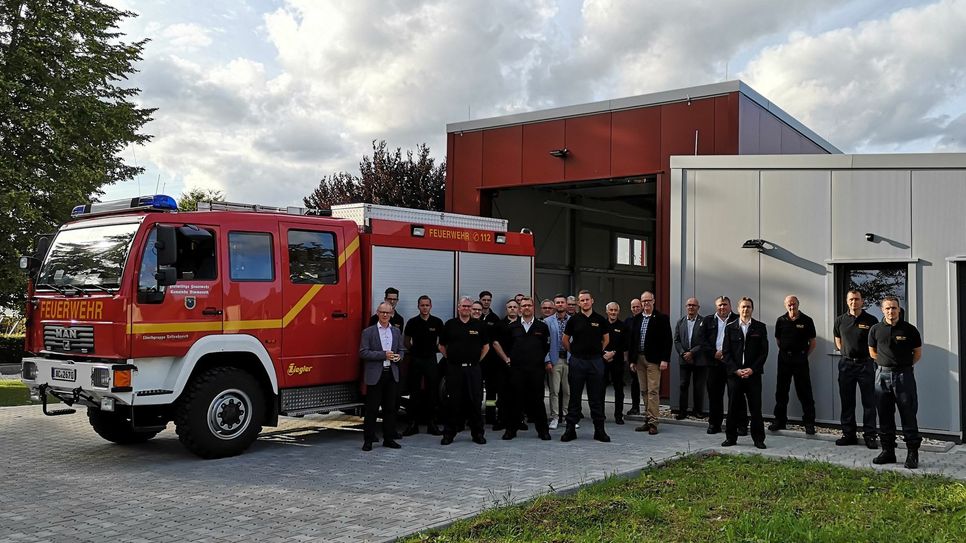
left=288, top=230, right=338, bottom=284
left=139, top=226, right=217, bottom=293
left=229, top=232, right=275, bottom=281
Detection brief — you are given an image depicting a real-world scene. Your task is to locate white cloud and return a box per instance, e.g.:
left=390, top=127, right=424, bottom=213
left=160, top=22, right=215, bottom=51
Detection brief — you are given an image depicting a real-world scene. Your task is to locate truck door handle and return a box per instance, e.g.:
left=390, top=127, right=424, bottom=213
left=202, top=307, right=223, bottom=316
left=331, top=311, right=348, bottom=319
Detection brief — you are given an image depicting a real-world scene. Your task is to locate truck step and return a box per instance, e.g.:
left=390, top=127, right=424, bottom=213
left=280, top=383, right=360, bottom=414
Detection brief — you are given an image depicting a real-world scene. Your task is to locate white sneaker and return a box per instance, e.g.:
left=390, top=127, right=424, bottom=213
left=548, top=418, right=558, bottom=430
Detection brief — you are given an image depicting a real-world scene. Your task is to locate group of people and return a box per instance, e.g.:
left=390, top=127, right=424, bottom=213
left=359, top=286, right=925, bottom=470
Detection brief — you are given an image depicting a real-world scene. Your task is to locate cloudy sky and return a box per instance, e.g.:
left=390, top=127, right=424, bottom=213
left=105, top=0, right=966, bottom=206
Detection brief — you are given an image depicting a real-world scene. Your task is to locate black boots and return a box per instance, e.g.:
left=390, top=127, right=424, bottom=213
left=872, top=449, right=897, bottom=465
left=904, top=447, right=919, bottom=469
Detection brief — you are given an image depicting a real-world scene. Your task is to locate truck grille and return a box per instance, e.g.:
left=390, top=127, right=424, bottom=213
left=43, top=325, right=95, bottom=354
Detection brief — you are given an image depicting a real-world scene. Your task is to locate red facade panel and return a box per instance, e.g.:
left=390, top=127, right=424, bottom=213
left=445, top=132, right=456, bottom=211
left=564, top=114, right=612, bottom=181
left=451, top=131, right=483, bottom=215
left=611, top=107, right=662, bottom=177
left=482, top=125, right=522, bottom=187
left=521, top=120, right=565, bottom=184
left=714, top=94, right=740, bottom=155
left=659, top=98, right=717, bottom=173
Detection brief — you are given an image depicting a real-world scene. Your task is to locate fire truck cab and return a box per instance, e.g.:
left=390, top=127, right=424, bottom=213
left=20, top=196, right=534, bottom=458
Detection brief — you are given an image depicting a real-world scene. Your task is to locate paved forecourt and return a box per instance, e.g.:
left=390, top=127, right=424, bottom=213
left=1, top=404, right=964, bottom=543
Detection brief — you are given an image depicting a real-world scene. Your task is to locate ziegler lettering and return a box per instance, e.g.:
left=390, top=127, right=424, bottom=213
left=287, top=363, right=312, bottom=376
left=40, top=300, right=104, bottom=321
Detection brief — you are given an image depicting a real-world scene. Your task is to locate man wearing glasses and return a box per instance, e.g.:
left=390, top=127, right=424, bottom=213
left=359, top=302, right=405, bottom=451
left=369, top=287, right=404, bottom=328
left=627, top=291, right=672, bottom=435
left=674, top=298, right=707, bottom=420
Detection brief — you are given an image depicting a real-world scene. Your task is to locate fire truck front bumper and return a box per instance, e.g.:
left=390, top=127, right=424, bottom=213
left=21, top=357, right=136, bottom=415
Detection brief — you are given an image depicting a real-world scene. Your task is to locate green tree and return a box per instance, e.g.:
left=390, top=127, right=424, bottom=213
left=304, top=140, right=446, bottom=211
left=178, top=188, right=226, bottom=211
left=0, top=0, right=154, bottom=309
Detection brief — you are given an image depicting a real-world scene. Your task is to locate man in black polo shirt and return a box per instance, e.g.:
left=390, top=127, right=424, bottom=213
left=868, top=296, right=923, bottom=469
left=494, top=297, right=552, bottom=441
left=369, top=287, right=405, bottom=328
left=603, top=302, right=629, bottom=425
left=478, top=290, right=503, bottom=427
left=439, top=296, right=490, bottom=445
left=402, top=295, right=445, bottom=437
left=832, top=289, right=880, bottom=449
left=561, top=290, right=611, bottom=443
left=770, top=295, right=817, bottom=434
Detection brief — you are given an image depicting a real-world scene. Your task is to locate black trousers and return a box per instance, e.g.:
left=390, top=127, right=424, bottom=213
left=482, top=356, right=509, bottom=424
left=604, top=356, right=626, bottom=417
left=443, top=363, right=485, bottom=437
left=725, top=373, right=764, bottom=442
left=407, top=354, right=440, bottom=425
left=678, top=363, right=708, bottom=415
left=629, top=366, right=640, bottom=410
left=875, top=366, right=921, bottom=449
left=707, top=364, right=728, bottom=429
left=773, top=352, right=816, bottom=425
left=838, top=358, right=877, bottom=438
left=506, top=365, right=550, bottom=434
left=364, top=370, right=398, bottom=442
left=566, top=355, right=606, bottom=428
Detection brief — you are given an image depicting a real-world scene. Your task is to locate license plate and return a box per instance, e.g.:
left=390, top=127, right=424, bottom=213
left=52, top=367, right=76, bottom=382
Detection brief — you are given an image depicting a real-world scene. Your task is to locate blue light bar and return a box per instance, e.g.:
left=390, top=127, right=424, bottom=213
left=70, top=194, right=179, bottom=218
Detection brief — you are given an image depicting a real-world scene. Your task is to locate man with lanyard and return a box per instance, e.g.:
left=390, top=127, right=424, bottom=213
left=868, top=296, right=923, bottom=469
left=700, top=296, right=743, bottom=436
left=545, top=294, right=571, bottom=430
left=720, top=297, right=768, bottom=449
left=493, top=297, right=552, bottom=441
left=402, top=295, right=444, bottom=437
left=770, top=295, right=817, bottom=435
left=561, top=290, right=611, bottom=443
left=832, top=289, right=879, bottom=449
left=603, top=302, right=629, bottom=425
left=438, top=296, right=490, bottom=445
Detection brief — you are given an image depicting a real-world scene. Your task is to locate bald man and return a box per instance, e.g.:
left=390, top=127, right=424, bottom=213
left=770, top=295, right=817, bottom=435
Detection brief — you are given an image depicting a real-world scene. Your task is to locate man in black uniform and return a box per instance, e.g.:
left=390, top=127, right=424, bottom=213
left=868, top=296, right=923, bottom=469
left=721, top=297, right=768, bottom=449
left=770, top=295, right=817, bottom=435
left=369, top=287, right=405, bottom=328
left=490, top=299, right=521, bottom=431
left=832, top=289, right=879, bottom=448
left=477, top=291, right=503, bottom=427
left=494, top=297, right=552, bottom=440
left=439, top=296, right=490, bottom=445
left=603, top=302, right=629, bottom=424
left=699, top=296, right=740, bottom=435
left=402, top=295, right=444, bottom=436
left=561, top=290, right=611, bottom=443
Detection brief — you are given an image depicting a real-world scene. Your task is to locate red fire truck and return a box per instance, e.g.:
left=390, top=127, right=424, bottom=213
left=19, top=196, right=534, bottom=458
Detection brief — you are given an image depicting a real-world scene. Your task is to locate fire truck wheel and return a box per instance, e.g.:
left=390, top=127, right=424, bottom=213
left=175, top=367, right=264, bottom=459
left=88, top=408, right=159, bottom=444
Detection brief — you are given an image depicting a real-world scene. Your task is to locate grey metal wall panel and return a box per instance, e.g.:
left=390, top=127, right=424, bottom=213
left=371, top=246, right=456, bottom=321
left=831, top=170, right=912, bottom=260
left=458, top=253, right=533, bottom=314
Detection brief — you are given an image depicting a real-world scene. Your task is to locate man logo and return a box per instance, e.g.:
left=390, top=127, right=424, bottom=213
left=185, top=297, right=197, bottom=310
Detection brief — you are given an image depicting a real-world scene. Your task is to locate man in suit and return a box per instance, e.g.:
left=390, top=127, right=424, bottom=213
left=359, top=301, right=405, bottom=451
left=720, top=297, right=768, bottom=449
left=493, top=297, right=552, bottom=440
left=627, top=291, right=672, bottom=435
left=674, top=297, right=707, bottom=419
left=699, top=296, right=741, bottom=435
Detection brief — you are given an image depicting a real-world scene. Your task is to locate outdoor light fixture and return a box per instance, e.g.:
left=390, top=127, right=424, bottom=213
left=741, top=239, right=767, bottom=250
left=411, top=224, right=426, bottom=237
left=520, top=228, right=533, bottom=235
left=549, top=148, right=570, bottom=158
left=865, top=233, right=875, bottom=242
left=495, top=233, right=507, bottom=244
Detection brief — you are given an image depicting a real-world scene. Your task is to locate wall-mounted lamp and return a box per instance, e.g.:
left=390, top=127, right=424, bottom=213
left=520, top=228, right=533, bottom=235
left=495, top=233, right=507, bottom=244
left=549, top=148, right=570, bottom=158
left=411, top=224, right=426, bottom=237
left=741, top=239, right=767, bottom=250
left=865, top=233, right=875, bottom=242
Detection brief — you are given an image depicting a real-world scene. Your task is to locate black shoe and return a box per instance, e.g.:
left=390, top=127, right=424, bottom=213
left=539, top=432, right=552, bottom=441
left=635, top=423, right=651, bottom=432
left=737, top=427, right=748, bottom=437
left=472, top=435, right=487, bottom=445
left=904, top=449, right=919, bottom=469
left=615, top=417, right=625, bottom=425
left=720, top=439, right=736, bottom=447
left=804, top=424, right=816, bottom=435
left=626, top=407, right=641, bottom=416
left=501, top=431, right=515, bottom=440
left=674, top=412, right=688, bottom=420
left=754, top=441, right=767, bottom=450
left=707, top=426, right=721, bottom=435
left=768, top=422, right=785, bottom=432
left=864, top=436, right=880, bottom=449
left=427, top=424, right=443, bottom=436
left=362, top=441, right=373, bottom=452
left=440, top=434, right=454, bottom=446
left=402, top=424, right=419, bottom=437
left=872, top=449, right=897, bottom=465
left=383, top=440, right=401, bottom=449
left=517, top=422, right=528, bottom=431
left=560, top=427, right=577, bottom=442
left=835, top=435, right=858, bottom=446
left=593, top=430, right=611, bottom=443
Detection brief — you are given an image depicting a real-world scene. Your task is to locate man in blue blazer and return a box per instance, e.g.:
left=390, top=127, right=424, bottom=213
left=360, top=301, right=405, bottom=451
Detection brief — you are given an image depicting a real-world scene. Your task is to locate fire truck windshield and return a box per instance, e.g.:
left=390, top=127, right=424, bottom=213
left=37, top=222, right=140, bottom=291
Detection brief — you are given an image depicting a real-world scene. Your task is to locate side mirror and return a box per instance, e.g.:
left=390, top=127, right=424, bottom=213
left=20, top=234, right=52, bottom=278
left=155, top=226, right=177, bottom=266
left=155, top=266, right=177, bottom=287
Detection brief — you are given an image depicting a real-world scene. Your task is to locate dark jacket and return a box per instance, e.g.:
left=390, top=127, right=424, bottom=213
left=698, top=311, right=738, bottom=360
left=504, top=319, right=551, bottom=370
left=674, top=314, right=707, bottom=366
left=722, top=319, right=768, bottom=376
left=626, top=311, right=672, bottom=364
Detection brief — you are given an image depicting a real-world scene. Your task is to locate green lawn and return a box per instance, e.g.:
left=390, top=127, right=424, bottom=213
left=0, top=379, right=58, bottom=407
left=406, top=454, right=966, bottom=543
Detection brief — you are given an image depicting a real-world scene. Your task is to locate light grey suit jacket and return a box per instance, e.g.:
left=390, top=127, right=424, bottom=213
left=359, top=323, right=404, bottom=385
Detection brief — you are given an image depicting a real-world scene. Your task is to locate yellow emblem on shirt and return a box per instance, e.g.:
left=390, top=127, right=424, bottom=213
left=469, top=330, right=479, bottom=335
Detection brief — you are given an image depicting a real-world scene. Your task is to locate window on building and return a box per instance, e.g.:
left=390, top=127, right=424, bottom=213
left=835, top=263, right=908, bottom=320
left=615, top=235, right=648, bottom=269
left=229, top=232, right=275, bottom=282
left=288, top=230, right=338, bottom=284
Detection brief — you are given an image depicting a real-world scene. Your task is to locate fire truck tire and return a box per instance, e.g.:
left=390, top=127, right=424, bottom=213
left=175, top=367, right=265, bottom=459
left=88, top=409, right=159, bottom=444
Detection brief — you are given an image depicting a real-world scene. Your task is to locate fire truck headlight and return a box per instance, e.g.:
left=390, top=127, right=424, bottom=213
left=91, top=367, right=110, bottom=388
left=100, top=397, right=115, bottom=412
left=21, top=361, right=38, bottom=380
